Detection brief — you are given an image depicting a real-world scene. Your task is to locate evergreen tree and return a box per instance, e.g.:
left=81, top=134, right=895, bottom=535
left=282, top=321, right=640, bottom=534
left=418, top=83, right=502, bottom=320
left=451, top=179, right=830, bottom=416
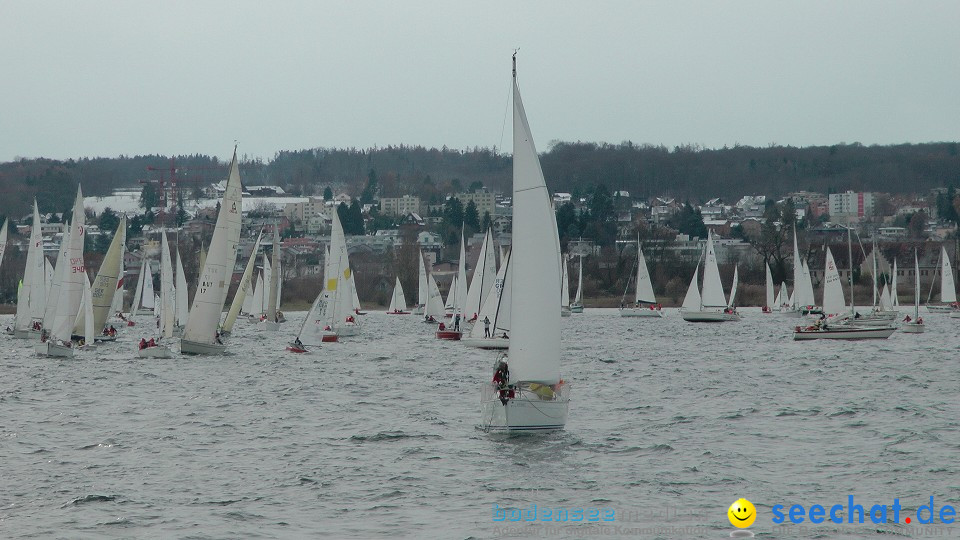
left=140, top=184, right=158, bottom=209
left=464, top=201, right=480, bottom=229
left=98, top=207, right=120, bottom=234
left=481, top=211, right=493, bottom=232
left=323, top=186, right=333, bottom=201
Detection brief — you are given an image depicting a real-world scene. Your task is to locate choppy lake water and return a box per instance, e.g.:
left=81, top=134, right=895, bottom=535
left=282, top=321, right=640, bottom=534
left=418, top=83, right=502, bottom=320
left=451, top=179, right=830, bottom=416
left=1, top=309, right=957, bottom=539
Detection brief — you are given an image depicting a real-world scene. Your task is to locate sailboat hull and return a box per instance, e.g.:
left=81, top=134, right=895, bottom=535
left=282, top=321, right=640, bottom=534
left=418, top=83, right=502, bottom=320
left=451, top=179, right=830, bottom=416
left=570, top=304, right=583, bottom=314
left=620, top=307, right=663, bottom=318
left=180, top=339, right=227, bottom=355
left=927, top=305, right=957, bottom=313
left=35, top=341, right=74, bottom=358
left=462, top=337, right=509, bottom=349
left=481, top=383, right=569, bottom=432
left=436, top=330, right=463, bottom=340
left=139, top=345, right=173, bottom=358
left=901, top=322, right=925, bottom=333
left=680, top=310, right=740, bottom=322
left=560, top=307, right=571, bottom=318
left=387, top=310, right=410, bottom=315
left=792, top=326, right=895, bottom=340
left=13, top=329, right=41, bottom=339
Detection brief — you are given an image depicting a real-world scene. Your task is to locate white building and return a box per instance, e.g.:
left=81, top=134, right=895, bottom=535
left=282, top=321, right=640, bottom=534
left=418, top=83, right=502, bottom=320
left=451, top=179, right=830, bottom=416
left=829, top=191, right=874, bottom=221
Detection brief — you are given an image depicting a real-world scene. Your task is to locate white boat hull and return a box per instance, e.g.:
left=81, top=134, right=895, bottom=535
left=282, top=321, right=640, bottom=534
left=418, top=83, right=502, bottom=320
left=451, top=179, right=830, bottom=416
left=462, top=337, right=509, bottom=350
left=620, top=307, right=663, bottom=318
left=680, top=309, right=740, bottom=322
left=257, top=321, right=281, bottom=331
left=35, top=341, right=74, bottom=358
left=793, top=326, right=895, bottom=340
left=481, top=383, right=569, bottom=432
left=13, top=329, right=41, bottom=339
left=180, top=339, right=227, bottom=355
left=570, top=304, right=583, bottom=314
left=139, top=345, right=173, bottom=358
left=901, top=322, right=925, bottom=333
left=926, top=305, right=957, bottom=313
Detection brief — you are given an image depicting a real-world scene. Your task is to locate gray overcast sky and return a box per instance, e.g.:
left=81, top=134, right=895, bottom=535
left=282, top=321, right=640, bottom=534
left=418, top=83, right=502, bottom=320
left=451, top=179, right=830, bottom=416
left=2, top=0, right=958, bottom=163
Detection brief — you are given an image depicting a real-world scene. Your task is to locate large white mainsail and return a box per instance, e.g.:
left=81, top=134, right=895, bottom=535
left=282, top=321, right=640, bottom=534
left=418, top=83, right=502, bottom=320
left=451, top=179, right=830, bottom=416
left=424, top=274, right=445, bottom=320
left=799, top=260, right=816, bottom=307
left=416, top=250, right=428, bottom=311
left=468, top=250, right=511, bottom=340
left=224, top=231, right=263, bottom=333
left=50, top=187, right=86, bottom=343
left=822, top=248, right=846, bottom=316
left=573, top=254, right=583, bottom=307
left=560, top=253, right=571, bottom=311
left=701, top=230, right=727, bottom=308
left=505, top=57, right=561, bottom=386
left=939, top=246, right=956, bottom=303
left=791, top=227, right=805, bottom=309
left=636, top=246, right=656, bottom=304
left=388, top=277, right=408, bottom=313
left=86, top=216, right=126, bottom=336
left=14, top=202, right=47, bottom=335
left=181, top=150, right=243, bottom=353
left=464, top=229, right=495, bottom=319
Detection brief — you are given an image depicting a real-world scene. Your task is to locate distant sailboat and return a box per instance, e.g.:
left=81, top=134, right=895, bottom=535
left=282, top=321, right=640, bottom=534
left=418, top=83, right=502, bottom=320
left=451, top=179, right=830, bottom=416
left=926, top=246, right=958, bottom=312
left=412, top=250, right=428, bottom=315
left=620, top=242, right=662, bottom=317
left=257, top=228, right=282, bottom=331
left=570, top=253, right=584, bottom=313
left=180, top=149, right=243, bottom=355
left=86, top=216, right=125, bottom=341
left=132, top=258, right=156, bottom=316
left=560, top=253, right=571, bottom=317
left=463, top=250, right=511, bottom=350
left=139, top=231, right=175, bottom=358
left=437, top=231, right=467, bottom=339
left=387, top=277, right=410, bottom=314
left=13, top=202, right=47, bottom=339
left=902, top=250, right=925, bottom=332
left=762, top=264, right=775, bottom=313
left=680, top=230, right=739, bottom=322
left=36, top=186, right=86, bottom=357
left=223, top=231, right=264, bottom=336
left=481, top=54, right=568, bottom=431
left=785, top=227, right=820, bottom=317
left=422, top=274, right=445, bottom=323
left=464, top=229, right=496, bottom=322
left=891, top=259, right=899, bottom=308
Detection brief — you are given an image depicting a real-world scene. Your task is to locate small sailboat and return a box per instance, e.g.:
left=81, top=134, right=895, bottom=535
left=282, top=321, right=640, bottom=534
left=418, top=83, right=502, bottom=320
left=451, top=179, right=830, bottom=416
left=570, top=253, right=584, bottom=313
left=680, top=230, right=739, bottom=322
left=422, top=274, right=445, bottom=324
left=861, top=242, right=897, bottom=322
left=348, top=269, right=365, bottom=315
left=762, top=264, right=775, bottom=313
left=462, top=250, right=511, bottom=350
left=412, top=250, right=428, bottom=315
left=620, top=242, right=663, bottom=317
left=481, top=54, right=568, bottom=431
left=13, top=202, right=47, bottom=339
left=926, top=246, right=958, bottom=312
left=560, top=253, right=571, bottom=317
left=464, top=229, right=496, bottom=322
left=387, top=277, right=410, bottom=314
left=180, top=149, right=243, bottom=355
left=36, top=187, right=86, bottom=358
left=90, top=216, right=126, bottom=341
left=891, top=259, right=900, bottom=308
left=131, top=257, right=156, bottom=316
left=72, top=275, right=96, bottom=350
left=139, top=232, right=175, bottom=358
left=902, top=250, right=925, bottom=333
left=257, top=228, right=282, bottom=331
left=329, top=204, right=360, bottom=337
left=794, top=229, right=895, bottom=340
left=437, top=232, right=467, bottom=339
left=777, top=282, right=789, bottom=311
left=785, top=227, right=821, bottom=317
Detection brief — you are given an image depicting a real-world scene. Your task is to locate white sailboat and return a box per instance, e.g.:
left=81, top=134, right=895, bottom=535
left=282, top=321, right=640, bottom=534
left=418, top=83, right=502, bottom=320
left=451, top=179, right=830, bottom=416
left=180, top=149, right=243, bottom=355
left=794, top=230, right=895, bottom=340
left=620, top=243, right=663, bottom=317
left=422, top=274, right=445, bottom=323
left=412, top=250, right=428, bottom=315
left=902, top=251, right=925, bottom=332
left=785, top=227, right=821, bottom=317
left=329, top=203, right=360, bottom=337
left=777, top=282, right=789, bottom=311
left=290, top=240, right=341, bottom=350
left=223, top=231, right=263, bottom=335
left=865, top=243, right=897, bottom=321
left=348, top=268, right=365, bottom=315
left=891, top=259, right=899, bottom=308
left=132, top=258, right=156, bottom=316
left=727, top=264, right=740, bottom=310
left=570, top=254, right=584, bottom=313
left=463, top=250, right=511, bottom=350
left=13, top=202, right=47, bottom=338
left=258, top=228, right=282, bottom=331
left=387, top=277, right=410, bottom=314
left=75, top=275, right=96, bottom=350
left=87, top=216, right=125, bottom=341
left=36, top=187, right=86, bottom=357
left=680, top=230, right=739, bottom=322
left=174, top=248, right=188, bottom=332
left=437, top=231, right=468, bottom=339
left=139, top=232, right=175, bottom=358
left=481, top=55, right=569, bottom=431
left=464, top=229, right=496, bottom=321
left=763, top=264, right=775, bottom=313
left=926, top=246, right=958, bottom=312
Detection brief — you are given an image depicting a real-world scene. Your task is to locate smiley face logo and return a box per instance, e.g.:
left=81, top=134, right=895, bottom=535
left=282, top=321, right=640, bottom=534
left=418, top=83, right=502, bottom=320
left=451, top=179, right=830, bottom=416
left=727, top=498, right=756, bottom=528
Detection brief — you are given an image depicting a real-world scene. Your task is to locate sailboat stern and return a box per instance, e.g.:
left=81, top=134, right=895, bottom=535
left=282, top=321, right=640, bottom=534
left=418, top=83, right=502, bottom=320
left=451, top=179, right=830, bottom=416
left=481, top=382, right=569, bottom=432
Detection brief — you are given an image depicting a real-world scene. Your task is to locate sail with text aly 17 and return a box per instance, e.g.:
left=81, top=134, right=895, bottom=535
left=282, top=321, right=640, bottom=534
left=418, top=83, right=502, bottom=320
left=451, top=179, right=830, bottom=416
left=481, top=54, right=568, bottom=431
left=180, top=149, right=243, bottom=355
